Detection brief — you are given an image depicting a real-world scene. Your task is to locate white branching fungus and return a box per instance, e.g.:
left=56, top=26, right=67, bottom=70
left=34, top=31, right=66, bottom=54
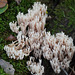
left=27, top=57, right=44, bottom=75
left=4, top=2, right=47, bottom=60
left=9, top=21, right=20, bottom=33
left=4, top=2, right=75, bottom=74
left=42, top=32, right=75, bottom=73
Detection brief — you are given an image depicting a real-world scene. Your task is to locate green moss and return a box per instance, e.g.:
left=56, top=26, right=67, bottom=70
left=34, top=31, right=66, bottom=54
left=0, top=0, right=35, bottom=75
left=43, top=0, right=75, bottom=35
left=53, top=0, right=75, bottom=34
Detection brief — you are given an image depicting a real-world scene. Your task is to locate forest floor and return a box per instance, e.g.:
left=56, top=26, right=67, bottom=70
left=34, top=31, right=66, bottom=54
left=0, top=0, right=75, bottom=75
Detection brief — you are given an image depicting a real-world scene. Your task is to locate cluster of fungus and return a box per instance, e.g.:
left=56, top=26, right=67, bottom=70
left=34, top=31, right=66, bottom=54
left=27, top=57, right=44, bottom=75
left=42, top=32, right=75, bottom=73
left=4, top=2, right=75, bottom=74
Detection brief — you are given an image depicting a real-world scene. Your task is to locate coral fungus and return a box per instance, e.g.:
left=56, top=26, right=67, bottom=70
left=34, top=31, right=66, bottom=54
left=27, top=57, right=44, bottom=75
left=4, top=2, right=75, bottom=74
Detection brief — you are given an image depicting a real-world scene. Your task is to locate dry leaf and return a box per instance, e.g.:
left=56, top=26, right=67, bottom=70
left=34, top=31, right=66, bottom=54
left=5, top=35, right=17, bottom=41
left=0, top=0, right=7, bottom=8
